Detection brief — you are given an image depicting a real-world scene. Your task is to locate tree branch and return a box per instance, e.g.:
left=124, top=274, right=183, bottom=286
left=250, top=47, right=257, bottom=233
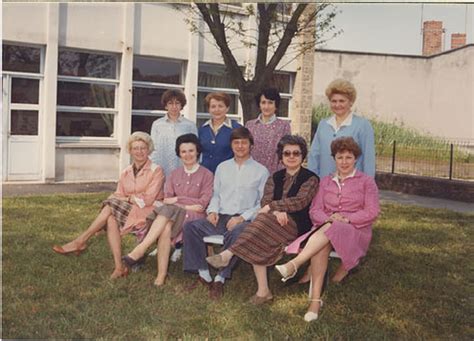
left=263, top=4, right=308, bottom=84
left=196, top=4, right=245, bottom=88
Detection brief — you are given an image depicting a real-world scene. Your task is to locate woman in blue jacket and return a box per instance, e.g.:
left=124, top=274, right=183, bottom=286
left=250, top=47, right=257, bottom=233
left=198, top=92, right=241, bottom=173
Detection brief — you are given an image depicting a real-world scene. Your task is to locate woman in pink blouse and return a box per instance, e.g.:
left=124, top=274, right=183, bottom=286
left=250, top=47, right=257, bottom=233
left=53, top=132, right=165, bottom=279
left=276, top=137, right=380, bottom=322
left=123, top=133, right=214, bottom=286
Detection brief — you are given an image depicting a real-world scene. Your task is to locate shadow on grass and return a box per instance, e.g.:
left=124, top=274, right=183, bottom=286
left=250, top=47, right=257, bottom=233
left=2, top=196, right=472, bottom=339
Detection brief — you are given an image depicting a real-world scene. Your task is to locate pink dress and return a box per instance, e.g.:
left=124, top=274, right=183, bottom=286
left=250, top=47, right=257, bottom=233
left=115, top=159, right=165, bottom=235
left=286, top=170, right=379, bottom=271
left=164, top=165, right=214, bottom=243
left=245, top=117, right=291, bottom=174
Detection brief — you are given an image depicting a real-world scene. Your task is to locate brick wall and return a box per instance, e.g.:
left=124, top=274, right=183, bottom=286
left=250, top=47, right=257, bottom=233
left=290, top=4, right=316, bottom=144
left=451, top=33, right=467, bottom=49
left=422, top=21, right=443, bottom=56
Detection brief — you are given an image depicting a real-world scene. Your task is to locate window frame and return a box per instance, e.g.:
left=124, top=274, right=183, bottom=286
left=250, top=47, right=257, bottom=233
left=197, top=62, right=243, bottom=124
left=55, top=48, right=119, bottom=143
left=131, top=56, right=186, bottom=132
left=2, top=43, right=44, bottom=137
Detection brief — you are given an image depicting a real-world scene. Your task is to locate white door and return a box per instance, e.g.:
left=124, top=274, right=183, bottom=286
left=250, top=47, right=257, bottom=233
left=3, top=75, right=42, bottom=181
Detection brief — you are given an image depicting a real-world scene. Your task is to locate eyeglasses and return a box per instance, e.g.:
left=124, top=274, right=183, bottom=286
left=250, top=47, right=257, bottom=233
left=282, top=150, right=302, bottom=157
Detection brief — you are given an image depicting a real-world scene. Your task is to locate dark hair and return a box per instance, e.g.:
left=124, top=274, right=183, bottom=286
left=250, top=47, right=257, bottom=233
left=276, top=135, right=308, bottom=161
left=230, top=127, right=254, bottom=146
left=255, top=87, right=281, bottom=109
left=330, top=136, right=362, bottom=159
left=175, top=133, right=202, bottom=158
left=161, top=89, right=187, bottom=108
left=205, top=92, right=231, bottom=108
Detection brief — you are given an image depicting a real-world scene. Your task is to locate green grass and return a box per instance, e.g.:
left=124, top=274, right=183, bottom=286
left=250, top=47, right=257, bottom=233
left=312, top=104, right=472, bottom=164
left=3, top=193, right=473, bottom=339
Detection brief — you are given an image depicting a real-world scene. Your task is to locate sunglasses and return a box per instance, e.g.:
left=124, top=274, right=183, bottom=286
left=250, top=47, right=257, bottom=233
left=282, top=150, right=302, bottom=157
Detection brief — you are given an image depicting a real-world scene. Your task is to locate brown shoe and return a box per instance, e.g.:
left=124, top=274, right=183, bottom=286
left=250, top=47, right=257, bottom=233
left=331, top=264, right=349, bottom=283
left=249, top=293, right=273, bottom=305
left=184, top=276, right=211, bottom=293
left=209, top=281, right=224, bottom=301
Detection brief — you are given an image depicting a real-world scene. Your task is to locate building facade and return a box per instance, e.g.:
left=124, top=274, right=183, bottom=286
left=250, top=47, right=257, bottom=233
left=2, top=3, right=298, bottom=183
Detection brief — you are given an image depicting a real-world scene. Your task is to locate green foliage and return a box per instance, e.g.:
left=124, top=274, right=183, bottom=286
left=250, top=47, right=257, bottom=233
left=3, top=194, right=473, bottom=339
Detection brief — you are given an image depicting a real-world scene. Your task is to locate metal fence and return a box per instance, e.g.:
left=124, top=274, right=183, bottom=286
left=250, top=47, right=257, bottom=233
left=376, top=139, right=473, bottom=180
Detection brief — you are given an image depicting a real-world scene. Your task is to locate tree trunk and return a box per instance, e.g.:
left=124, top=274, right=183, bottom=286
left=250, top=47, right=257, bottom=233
left=239, top=86, right=259, bottom=123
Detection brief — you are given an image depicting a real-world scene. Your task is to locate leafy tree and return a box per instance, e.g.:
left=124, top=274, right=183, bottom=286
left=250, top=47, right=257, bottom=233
left=181, top=3, right=340, bottom=121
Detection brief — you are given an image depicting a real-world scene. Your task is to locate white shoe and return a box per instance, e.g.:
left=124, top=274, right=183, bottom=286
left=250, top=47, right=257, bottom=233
left=170, top=248, right=182, bottom=262
left=148, top=248, right=157, bottom=257
left=275, top=260, right=297, bottom=282
left=304, top=299, right=323, bottom=322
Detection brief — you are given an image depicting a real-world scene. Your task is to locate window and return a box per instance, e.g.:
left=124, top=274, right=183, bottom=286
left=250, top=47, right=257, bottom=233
left=56, top=49, right=118, bottom=138
left=131, top=56, right=185, bottom=133
left=268, top=72, right=294, bottom=118
left=3, top=44, right=41, bottom=73
left=197, top=63, right=241, bottom=125
left=2, top=44, right=42, bottom=137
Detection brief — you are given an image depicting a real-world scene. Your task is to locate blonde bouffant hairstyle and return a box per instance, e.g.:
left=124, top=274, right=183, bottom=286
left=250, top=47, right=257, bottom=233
left=126, top=131, right=154, bottom=154
left=325, top=79, right=357, bottom=103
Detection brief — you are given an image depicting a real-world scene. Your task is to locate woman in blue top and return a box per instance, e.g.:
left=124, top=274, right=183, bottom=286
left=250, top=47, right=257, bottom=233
left=308, top=79, right=375, bottom=178
left=198, top=92, right=242, bottom=173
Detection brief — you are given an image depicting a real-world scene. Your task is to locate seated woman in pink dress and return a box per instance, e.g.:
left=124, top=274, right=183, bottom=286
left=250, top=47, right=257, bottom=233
left=122, top=133, right=214, bottom=286
left=276, top=136, right=380, bottom=322
left=53, top=132, right=165, bottom=279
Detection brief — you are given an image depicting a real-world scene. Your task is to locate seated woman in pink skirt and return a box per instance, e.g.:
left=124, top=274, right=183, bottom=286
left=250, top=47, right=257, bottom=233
left=276, top=136, right=380, bottom=322
left=122, top=133, right=214, bottom=286
left=53, top=132, right=165, bottom=279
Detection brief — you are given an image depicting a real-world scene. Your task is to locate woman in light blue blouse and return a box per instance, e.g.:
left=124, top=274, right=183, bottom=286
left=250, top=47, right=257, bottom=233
left=198, top=92, right=242, bottom=173
left=308, top=79, right=375, bottom=178
left=150, top=89, right=198, bottom=177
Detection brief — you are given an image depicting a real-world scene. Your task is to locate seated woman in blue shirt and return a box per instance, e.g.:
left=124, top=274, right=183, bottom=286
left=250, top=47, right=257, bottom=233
left=198, top=92, right=242, bottom=173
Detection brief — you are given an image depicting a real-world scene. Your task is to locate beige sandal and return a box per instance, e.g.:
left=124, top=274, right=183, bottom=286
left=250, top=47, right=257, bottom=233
left=304, top=298, right=323, bottom=322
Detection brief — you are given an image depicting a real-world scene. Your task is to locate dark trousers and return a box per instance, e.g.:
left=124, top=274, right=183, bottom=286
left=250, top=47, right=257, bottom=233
left=183, top=214, right=248, bottom=279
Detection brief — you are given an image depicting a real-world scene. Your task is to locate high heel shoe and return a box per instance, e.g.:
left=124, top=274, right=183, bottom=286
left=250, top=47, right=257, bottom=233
left=52, top=242, right=86, bottom=256
left=304, top=298, right=323, bottom=322
left=122, top=254, right=146, bottom=269
left=275, top=260, right=298, bottom=282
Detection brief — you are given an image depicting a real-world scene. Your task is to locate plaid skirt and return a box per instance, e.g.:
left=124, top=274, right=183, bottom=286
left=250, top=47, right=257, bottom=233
left=102, top=198, right=132, bottom=229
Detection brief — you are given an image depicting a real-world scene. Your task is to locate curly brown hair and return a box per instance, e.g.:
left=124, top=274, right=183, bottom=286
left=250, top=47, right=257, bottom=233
left=161, top=89, right=187, bottom=108
left=330, top=136, right=361, bottom=159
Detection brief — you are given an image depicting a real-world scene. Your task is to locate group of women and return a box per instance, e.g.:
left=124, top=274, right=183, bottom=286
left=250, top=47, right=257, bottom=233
left=53, top=79, right=380, bottom=322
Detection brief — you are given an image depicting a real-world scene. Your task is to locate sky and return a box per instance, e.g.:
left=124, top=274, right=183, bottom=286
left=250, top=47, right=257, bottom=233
left=321, top=3, right=474, bottom=55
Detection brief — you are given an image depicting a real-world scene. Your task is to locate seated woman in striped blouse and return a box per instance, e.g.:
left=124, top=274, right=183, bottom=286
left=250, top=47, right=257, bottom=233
left=206, top=135, right=319, bottom=305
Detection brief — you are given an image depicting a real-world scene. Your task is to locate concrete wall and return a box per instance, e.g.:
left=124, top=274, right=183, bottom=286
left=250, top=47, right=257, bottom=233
left=313, top=46, right=474, bottom=140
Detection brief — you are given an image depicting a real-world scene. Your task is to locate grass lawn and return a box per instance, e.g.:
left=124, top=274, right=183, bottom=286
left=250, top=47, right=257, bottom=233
left=2, top=193, right=472, bottom=339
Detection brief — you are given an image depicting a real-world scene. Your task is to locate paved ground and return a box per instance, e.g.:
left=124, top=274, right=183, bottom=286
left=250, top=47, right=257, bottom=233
left=3, top=182, right=473, bottom=214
